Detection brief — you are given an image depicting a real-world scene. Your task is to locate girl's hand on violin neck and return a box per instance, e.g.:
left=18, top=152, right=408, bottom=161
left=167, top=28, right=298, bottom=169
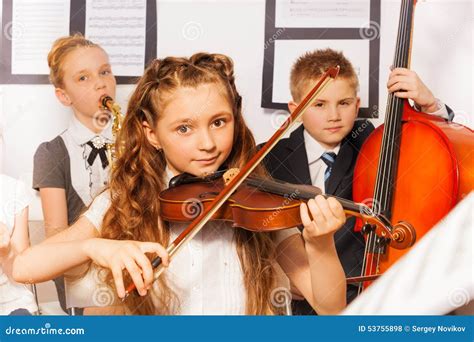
left=387, top=67, right=438, bottom=113
left=82, top=238, right=169, bottom=299
left=300, top=195, right=346, bottom=248
left=0, top=222, right=11, bottom=258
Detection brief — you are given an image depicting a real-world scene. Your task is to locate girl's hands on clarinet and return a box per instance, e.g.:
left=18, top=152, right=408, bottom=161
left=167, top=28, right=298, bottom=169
left=83, top=238, right=169, bottom=298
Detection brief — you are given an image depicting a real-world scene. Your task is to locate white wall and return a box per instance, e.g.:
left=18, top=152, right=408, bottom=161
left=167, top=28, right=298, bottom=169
left=1, top=0, right=472, bottom=220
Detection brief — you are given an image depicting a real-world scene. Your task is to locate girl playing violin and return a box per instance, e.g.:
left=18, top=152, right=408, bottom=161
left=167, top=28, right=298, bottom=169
left=14, top=53, right=347, bottom=315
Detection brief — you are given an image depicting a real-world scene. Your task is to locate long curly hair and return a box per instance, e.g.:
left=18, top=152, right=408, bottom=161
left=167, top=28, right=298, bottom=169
left=99, top=53, right=279, bottom=315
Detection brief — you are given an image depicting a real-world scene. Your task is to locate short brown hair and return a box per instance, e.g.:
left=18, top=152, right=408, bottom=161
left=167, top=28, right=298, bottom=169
left=47, top=33, right=103, bottom=87
left=290, top=48, right=359, bottom=102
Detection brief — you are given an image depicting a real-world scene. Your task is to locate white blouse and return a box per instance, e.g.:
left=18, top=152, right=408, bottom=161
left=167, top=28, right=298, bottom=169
left=83, top=189, right=299, bottom=315
left=0, top=175, right=38, bottom=315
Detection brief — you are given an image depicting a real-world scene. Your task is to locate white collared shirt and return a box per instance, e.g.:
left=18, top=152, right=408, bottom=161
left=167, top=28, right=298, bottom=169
left=61, top=116, right=113, bottom=205
left=303, top=129, right=340, bottom=193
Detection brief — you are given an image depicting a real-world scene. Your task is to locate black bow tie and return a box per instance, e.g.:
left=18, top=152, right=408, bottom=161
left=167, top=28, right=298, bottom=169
left=86, top=141, right=109, bottom=169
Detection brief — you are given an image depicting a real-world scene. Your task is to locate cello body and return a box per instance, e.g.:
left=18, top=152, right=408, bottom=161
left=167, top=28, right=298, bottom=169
left=350, top=0, right=474, bottom=285
left=353, top=101, right=474, bottom=274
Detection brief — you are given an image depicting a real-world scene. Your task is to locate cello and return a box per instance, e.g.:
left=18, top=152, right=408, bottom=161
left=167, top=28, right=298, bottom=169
left=352, top=0, right=474, bottom=290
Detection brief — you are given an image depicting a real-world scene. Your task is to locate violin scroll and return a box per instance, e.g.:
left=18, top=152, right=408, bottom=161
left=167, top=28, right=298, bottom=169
left=389, top=221, right=416, bottom=249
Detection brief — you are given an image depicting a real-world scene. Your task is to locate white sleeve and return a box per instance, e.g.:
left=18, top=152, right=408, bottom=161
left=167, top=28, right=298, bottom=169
left=82, top=191, right=111, bottom=232
left=0, top=175, right=33, bottom=232
left=273, top=227, right=301, bottom=246
left=13, top=178, right=33, bottom=215
left=412, top=98, right=449, bottom=119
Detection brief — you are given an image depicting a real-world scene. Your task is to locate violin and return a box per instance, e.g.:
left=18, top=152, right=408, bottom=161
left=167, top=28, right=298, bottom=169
left=160, top=169, right=415, bottom=252
left=123, top=66, right=341, bottom=297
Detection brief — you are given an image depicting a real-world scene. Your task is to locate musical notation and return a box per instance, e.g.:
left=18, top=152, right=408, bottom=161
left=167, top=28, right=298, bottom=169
left=85, top=0, right=147, bottom=76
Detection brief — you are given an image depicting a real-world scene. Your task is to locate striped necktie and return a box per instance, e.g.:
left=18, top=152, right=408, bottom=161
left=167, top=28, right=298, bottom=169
left=321, top=152, right=337, bottom=190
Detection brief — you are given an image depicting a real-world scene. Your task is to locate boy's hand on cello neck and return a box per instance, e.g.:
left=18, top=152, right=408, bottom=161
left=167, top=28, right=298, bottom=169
left=387, top=67, right=439, bottom=113
left=82, top=238, right=169, bottom=299
left=299, top=195, right=346, bottom=249
left=0, top=223, right=11, bottom=258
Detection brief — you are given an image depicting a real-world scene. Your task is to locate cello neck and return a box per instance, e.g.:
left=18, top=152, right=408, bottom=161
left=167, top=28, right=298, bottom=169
left=373, top=0, right=417, bottom=220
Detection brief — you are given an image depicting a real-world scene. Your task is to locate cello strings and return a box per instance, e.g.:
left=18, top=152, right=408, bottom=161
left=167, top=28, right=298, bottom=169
left=373, top=0, right=405, bottom=241
left=377, top=0, right=412, bottom=273
left=360, top=0, right=412, bottom=290
left=382, top=0, right=410, bottom=216
left=377, top=0, right=407, bottom=223
left=383, top=0, right=407, bottom=214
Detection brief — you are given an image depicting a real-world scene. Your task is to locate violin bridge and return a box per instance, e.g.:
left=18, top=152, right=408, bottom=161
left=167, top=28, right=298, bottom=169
left=223, top=168, right=240, bottom=185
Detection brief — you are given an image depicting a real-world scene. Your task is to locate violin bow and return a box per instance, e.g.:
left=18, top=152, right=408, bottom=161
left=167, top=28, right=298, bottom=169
left=123, top=66, right=340, bottom=298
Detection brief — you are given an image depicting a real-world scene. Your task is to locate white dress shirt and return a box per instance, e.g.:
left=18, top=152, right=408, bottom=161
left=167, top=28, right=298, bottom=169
left=304, top=129, right=340, bottom=193
left=62, top=115, right=113, bottom=204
